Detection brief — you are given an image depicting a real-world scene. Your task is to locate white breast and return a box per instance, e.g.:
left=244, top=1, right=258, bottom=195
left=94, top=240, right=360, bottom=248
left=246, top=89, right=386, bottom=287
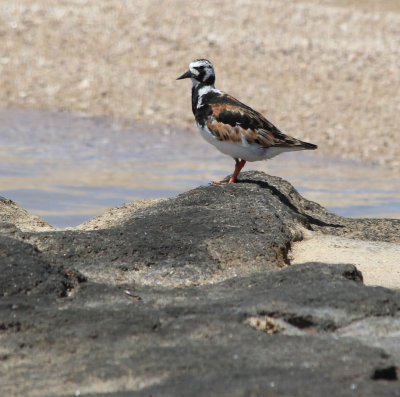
left=197, top=124, right=306, bottom=162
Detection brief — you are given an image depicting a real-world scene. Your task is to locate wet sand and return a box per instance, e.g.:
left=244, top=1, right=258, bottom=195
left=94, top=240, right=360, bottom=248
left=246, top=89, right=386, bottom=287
left=0, top=0, right=399, bottom=168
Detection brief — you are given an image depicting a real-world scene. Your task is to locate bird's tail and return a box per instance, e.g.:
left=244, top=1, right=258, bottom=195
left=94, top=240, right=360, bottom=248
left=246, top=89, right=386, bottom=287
left=298, top=140, right=317, bottom=150
left=272, top=129, right=317, bottom=150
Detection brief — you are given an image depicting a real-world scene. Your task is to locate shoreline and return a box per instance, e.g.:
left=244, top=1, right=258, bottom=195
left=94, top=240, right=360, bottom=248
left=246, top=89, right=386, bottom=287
left=1, top=106, right=399, bottom=227
left=0, top=0, right=399, bottom=168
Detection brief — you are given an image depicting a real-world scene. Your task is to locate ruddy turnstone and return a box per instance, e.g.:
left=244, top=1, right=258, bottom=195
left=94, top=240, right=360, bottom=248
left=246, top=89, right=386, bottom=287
left=177, top=59, right=317, bottom=184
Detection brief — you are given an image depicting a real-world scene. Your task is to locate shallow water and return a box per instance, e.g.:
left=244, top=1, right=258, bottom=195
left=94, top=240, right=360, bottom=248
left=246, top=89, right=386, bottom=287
left=0, top=109, right=399, bottom=228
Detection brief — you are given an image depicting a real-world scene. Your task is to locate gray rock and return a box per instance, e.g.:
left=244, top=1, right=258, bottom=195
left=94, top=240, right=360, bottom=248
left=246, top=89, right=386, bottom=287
left=0, top=233, right=84, bottom=297
left=0, top=196, right=54, bottom=231
left=0, top=172, right=399, bottom=396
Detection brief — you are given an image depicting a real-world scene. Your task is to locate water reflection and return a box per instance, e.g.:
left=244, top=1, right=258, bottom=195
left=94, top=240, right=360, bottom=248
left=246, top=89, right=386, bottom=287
left=0, top=109, right=399, bottom=228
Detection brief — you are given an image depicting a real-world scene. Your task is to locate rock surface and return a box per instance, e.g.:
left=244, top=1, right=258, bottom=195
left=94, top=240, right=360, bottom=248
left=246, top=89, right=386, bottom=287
left=1, top=171, right=399, bottom=396
left=0, top=197, right=54, bottom=232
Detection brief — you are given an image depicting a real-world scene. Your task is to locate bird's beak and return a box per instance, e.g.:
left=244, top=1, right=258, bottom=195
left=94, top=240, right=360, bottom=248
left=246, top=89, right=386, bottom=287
left=176, top=70, right=192, bottom=80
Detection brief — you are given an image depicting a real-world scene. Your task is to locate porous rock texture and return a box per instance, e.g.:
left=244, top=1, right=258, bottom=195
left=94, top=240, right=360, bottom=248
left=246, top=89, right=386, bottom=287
left=1, top=172, right=399, bottom=396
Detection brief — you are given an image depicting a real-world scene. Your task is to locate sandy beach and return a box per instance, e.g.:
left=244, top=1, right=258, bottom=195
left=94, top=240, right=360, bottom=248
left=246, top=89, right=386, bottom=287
left=0, top=0, right=399, bottom=168
left=291, top=229, right=400, bottom=289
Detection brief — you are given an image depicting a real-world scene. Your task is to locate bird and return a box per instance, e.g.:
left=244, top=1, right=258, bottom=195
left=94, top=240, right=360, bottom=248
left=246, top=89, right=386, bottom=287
left=177, top=59, right=317, bottom=184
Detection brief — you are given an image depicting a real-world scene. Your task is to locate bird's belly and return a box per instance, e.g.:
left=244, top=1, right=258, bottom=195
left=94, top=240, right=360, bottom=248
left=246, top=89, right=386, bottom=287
left=197, top=124, right=300, bottom=162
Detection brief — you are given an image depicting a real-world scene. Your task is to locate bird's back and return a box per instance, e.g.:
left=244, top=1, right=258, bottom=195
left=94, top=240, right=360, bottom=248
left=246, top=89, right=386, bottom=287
left=194, top=88, right=317, bottom=151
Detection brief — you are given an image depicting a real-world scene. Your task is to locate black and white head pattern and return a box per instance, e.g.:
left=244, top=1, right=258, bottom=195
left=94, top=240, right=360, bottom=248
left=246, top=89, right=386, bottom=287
left=189, top=59, right=215, bottom=87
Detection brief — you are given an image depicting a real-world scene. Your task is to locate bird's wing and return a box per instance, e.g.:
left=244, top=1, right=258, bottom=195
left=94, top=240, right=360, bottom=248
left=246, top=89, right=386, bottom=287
left=206, top=93, right=315, bottom=149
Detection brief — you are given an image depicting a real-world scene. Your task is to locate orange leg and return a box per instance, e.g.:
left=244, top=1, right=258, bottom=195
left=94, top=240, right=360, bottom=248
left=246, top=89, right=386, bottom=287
left=212, top=159, right=247, bottom=185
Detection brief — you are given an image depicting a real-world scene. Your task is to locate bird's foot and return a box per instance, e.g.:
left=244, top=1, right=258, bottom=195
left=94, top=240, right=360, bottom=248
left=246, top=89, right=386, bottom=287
left=211, top=181, right=229, bottom=186
left=211, top=177, right=236, bottom=185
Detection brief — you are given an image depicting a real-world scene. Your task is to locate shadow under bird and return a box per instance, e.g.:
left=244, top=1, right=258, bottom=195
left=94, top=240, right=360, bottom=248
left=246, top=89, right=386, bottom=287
left=177, top=59, right=317, bottom=184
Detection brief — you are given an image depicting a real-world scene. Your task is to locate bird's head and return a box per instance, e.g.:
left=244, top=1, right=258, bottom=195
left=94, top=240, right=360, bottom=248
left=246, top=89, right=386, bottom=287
left=177, top=59, right=215, bottom=87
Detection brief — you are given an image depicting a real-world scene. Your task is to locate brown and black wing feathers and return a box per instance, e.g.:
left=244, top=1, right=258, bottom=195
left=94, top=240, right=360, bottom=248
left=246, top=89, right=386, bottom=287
left=205, top=93, right=317, bottom=150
